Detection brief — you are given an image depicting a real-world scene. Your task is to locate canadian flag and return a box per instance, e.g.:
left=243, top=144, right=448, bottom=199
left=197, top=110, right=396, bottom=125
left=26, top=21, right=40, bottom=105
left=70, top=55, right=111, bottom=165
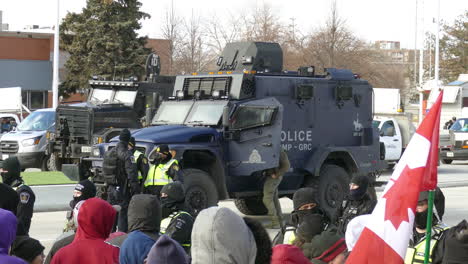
left=346, top=91, right=443, bottom=264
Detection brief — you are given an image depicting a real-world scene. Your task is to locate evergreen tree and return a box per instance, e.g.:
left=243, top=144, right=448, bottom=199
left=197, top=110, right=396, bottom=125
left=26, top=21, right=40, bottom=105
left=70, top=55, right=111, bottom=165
left=60, top=0, right=150, bottom=96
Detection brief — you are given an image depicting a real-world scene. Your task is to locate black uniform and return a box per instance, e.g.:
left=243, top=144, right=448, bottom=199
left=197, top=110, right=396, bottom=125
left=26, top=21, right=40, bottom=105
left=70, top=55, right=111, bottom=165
left=337, top=193, right=376, bottom=234
left=129, top=137, right=149, bottom=187
left=1, top=157, right=35, bottom=235
left=160, top=182, right=194, bottom=253
left=336, top=175, right=376, bottom=234
left=102, top=129, right=139, bottom=232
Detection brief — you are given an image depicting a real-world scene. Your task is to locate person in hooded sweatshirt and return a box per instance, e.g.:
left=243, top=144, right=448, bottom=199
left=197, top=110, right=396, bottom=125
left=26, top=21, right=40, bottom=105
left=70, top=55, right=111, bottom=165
left=159, top=182, right=194, bottom=253
left=145, top=235, right=189, bottom=264
left=191, top=207, right=257, bottom=264
left=336, top=175, right=376, bottom=234
left=274, top=187, right=330, bottom=245
left=51, top=198, right=119, bottom=264
left=117, top=194, right=162, bottom=264
left=0, top=208, right=28, bottom=264
left=0, top=157, right=35, bottom=235
left=44, top=200, right=85, bottom=264
left=11, top=237, right=45, bottom=264
left=63, top=179, right=96, bottom=232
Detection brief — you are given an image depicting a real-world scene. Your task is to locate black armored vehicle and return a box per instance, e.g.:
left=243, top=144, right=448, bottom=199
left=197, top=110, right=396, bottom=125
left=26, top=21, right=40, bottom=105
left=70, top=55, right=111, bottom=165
left=84, top=42, right=385, bottom=217
left=46, top=54, right=174, bottom=171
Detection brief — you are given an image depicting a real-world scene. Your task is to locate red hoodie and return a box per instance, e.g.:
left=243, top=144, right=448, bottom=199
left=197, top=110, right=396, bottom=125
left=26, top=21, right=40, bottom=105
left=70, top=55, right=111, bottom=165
left=271, top=245, right=314, bottom=264
left=51, top=198, right=119, bottom=264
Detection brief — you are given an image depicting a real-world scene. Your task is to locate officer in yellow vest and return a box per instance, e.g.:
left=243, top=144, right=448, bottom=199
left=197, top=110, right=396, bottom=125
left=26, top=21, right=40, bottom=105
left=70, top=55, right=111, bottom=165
left=128, top=137, right=149, bottom=188
left=159, top=181, right=194, bottom=254
left=144, top=144, right=179, bottom=197
left=405, top=188, right=449, bottom=264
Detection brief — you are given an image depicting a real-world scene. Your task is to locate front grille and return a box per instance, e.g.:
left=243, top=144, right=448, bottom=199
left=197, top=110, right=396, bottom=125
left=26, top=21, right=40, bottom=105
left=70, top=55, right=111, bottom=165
left=183, top=77, right=232, bottom=96
left=455, top=140, right=463, bottom=148
left=0, top=141, right=19, bottom=154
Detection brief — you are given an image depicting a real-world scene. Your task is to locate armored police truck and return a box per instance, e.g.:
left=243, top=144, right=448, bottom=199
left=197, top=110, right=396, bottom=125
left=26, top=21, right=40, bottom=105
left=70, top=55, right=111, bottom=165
left=82, top=42, right=385, bottom=217
left=46, top=53, right=174, bottom=171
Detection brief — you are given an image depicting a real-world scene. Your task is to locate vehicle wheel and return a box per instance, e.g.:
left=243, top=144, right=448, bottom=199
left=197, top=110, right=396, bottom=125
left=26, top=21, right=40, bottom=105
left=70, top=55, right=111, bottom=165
left=41, top=155, right=50, bottom=171
left=183, top=169, right=218, bottom=217
left=234, top=196, right=268, bottom=215
left=441, top=159, right=453, bottom=164
left=48, top=152, right=62, bottom=171
left=317, top=164, right=350, bottom=222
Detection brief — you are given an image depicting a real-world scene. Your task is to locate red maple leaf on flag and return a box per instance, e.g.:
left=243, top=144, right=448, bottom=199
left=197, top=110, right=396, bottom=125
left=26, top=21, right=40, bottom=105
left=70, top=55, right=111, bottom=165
left=383, top=166, right=423, bottom=230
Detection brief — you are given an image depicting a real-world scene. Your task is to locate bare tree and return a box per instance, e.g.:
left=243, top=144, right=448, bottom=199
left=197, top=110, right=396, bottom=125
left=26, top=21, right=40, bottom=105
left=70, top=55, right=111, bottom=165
left=177, top=11, right=212, bottom=73
left=240, top=3, right=284, bottom=42
left=205, top=13, right=243, bottom=55
left=161, top=1, right=182, bottom=74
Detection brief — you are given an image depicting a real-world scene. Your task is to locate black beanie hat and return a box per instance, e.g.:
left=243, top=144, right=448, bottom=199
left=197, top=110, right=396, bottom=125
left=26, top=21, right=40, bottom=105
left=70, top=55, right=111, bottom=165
left=157, top=144, right=170, bottom=155
left=350, top=175, right=369, bottom=190
left=119, top=128, right=131, bottom=143
left=296, top=214, right=324, bottom=242
left=129, top=137, right=136, bottom=148
left=75, top=179, right=97, bottom=199
left=11, top=236, right=45, bottom=262
left=0, top=156, right=21, bottom=185
left=418, top=187, right=445, bottom=220
left=161, top=182, right=185, bottom=202
left=243, top=217, right=272, bottom=264
left=293, top=188, right=318, bottom=211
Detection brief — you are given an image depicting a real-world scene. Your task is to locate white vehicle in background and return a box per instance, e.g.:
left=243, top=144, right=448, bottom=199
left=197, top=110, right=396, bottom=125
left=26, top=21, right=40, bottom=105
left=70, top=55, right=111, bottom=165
left=373, top=88, right=416, bottom=164
left=0, top=87, right=30, bottom=138
left=0, top=108, right=55, bottom=171
left=373, top=116, right=416, bottom=162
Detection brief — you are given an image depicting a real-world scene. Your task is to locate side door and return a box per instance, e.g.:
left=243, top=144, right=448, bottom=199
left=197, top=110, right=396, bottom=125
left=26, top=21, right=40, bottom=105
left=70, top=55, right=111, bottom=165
left=380, top=120, right=402, bottom=160
left=226, top=97, right=283, bottom=176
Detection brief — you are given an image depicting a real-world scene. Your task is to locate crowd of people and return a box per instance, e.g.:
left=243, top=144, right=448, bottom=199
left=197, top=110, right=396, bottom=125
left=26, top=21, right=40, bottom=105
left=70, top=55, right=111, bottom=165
left=1, top=129, right=467, bottom=264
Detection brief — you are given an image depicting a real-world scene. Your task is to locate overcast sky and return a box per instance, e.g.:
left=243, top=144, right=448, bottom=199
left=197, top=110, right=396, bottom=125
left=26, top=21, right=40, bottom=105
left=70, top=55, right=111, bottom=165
left=1, top=0, right=466, bottom=49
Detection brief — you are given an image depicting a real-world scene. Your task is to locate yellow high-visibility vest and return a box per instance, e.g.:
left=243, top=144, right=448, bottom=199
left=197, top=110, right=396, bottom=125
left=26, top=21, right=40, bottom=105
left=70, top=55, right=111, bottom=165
left=144, top=159, right=178, bottom=187
left=283, top=227, right=297, bottom=245
left=134, top=150, right=143, bottom=180
left=404, top=224, right=449, bottom=264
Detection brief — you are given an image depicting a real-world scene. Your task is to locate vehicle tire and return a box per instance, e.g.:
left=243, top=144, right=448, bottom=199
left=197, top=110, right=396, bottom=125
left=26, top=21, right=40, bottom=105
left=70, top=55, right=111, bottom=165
left=48, top=152, right=62, bottom=171
left=183, top=168, right=218, bottom=216
left=317, top=164, right=350, bottom=222
left=441, top=159, right=453, bottom=164
left=41, top=155, right=50, bottom=171
left=234, top=196, right=268, bottom=215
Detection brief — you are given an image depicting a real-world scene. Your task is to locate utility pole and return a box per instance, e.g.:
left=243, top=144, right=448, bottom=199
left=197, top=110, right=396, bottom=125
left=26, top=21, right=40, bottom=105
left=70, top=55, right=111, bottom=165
left=418, top=0, right=425, bottom=124
left=52, top=0, right=60, bottom=108
left=434, top=0, right=440, bottom=87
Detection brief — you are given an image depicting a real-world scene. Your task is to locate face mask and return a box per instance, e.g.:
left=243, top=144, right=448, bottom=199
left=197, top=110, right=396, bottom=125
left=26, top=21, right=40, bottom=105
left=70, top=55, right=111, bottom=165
left=415, top=210, right=428, bottom=229
left=291, top=208, right=319, bottom=226
left=349, top=187, right=367, bottom=200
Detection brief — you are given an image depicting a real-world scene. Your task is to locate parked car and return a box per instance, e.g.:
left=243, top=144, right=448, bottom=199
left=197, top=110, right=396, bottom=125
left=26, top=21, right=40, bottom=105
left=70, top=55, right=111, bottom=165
left=0, top=108, right=55, bottom=170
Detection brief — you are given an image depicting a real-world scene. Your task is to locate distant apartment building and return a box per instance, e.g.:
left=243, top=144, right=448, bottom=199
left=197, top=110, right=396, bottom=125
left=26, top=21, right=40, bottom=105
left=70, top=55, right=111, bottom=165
left=374, top=40, right=416, bottom=65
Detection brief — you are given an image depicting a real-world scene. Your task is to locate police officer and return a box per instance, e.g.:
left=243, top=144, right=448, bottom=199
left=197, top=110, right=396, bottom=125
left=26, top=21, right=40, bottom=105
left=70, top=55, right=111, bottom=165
left=405, top=188, right=448, bottom=264
left=144, top=144, right=179, bottom=197
left=102, top=128, right=140, bottom=232
left=273, top=187, right=330, bottom=245
left=0, top=156, right=35, bottom=235
left=263, top=149, right=290, bottom=229
left=128, top=137, right=149, bottom=187
left=336, top=175, right=376, bottom=234
left=159, top=181, right=194, bottom=253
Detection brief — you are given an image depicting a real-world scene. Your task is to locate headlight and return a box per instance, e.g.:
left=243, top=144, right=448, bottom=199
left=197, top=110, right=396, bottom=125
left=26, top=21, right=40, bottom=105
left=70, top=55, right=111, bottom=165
left=92, top=147, right=101, bottom=157
left=93, top=137, right=103, bottom=145
left=22, top=136, right=42, bottom=147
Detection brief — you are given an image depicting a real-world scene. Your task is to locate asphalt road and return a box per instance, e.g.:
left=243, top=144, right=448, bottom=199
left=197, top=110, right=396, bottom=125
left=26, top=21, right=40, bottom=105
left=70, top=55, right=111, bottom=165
left=31, top=162, right=468, bottom=212
left=28, top=162, right=468, bottom=255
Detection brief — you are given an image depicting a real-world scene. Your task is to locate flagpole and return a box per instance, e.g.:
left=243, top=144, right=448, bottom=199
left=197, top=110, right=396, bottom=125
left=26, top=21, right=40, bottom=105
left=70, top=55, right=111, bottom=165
left=423, top=190, right=435, bottom=264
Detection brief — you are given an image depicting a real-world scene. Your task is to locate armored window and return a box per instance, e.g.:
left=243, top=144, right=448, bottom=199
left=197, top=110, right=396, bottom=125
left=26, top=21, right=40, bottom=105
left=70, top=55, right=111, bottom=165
left=295, top=84, right=314, bottom=100
left=230, top=106, right=277, bottom=130
left=335, top=85, right=353, bottom=100
left=183, top=77, right=232, bottom=96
